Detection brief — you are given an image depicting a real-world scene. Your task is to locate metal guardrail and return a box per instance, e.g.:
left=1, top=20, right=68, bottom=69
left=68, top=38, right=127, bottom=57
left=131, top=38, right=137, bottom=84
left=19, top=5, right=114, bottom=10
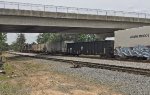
left=0, top=1, right=149, bottom=19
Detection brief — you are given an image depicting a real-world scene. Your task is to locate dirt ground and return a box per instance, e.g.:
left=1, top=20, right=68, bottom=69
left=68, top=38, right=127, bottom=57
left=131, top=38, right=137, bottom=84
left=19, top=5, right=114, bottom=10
left=0, top=54, right=123, bottom=95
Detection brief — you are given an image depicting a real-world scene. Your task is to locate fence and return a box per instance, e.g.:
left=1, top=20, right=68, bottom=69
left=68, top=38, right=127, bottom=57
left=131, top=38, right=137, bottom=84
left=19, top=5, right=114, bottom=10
left=0, top=1, right=149, bottom=19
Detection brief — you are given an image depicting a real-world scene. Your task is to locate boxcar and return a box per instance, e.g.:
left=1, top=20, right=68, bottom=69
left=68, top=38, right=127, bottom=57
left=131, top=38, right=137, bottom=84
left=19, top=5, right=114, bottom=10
left=114, top=26, right=150, bottom=59
left=32, top=44, right=46, bottom=53
left=46, top=41, right=73, bottom=54
left=67, top=41, right=114, bottom=57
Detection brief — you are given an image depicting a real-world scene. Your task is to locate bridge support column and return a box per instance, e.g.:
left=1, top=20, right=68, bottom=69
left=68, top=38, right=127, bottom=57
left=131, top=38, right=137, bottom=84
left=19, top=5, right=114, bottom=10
left=95, top=33, right=114, bottom=41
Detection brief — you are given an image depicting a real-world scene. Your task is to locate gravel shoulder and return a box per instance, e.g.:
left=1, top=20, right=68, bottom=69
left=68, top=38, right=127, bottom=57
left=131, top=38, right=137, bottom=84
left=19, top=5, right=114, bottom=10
left=0, top=55, right=122, bottom=95
left=37, top=57, right=150, bottom=95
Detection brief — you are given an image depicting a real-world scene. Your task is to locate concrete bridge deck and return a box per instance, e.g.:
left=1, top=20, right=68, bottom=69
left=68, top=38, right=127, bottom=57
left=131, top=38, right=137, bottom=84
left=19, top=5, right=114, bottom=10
left=0, top=1, right=150, bottom=33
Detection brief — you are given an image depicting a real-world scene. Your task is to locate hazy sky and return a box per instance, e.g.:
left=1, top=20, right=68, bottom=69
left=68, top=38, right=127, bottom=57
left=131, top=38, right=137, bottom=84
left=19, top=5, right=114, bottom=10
left=6, top=0, right=150, bottom=44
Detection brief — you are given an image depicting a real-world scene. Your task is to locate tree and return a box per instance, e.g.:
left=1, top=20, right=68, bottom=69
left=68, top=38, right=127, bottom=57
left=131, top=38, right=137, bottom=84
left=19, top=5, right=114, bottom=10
left=16, top=33, right=26, bottom=51
left=36, top=33, right=96, bottom=44
left=0, top=33, right=7, bottom=51
left=37, top=33, right=63, bottom=44
left=0, top=33, right=7, bottom=42
left=10, top=41, right=18, bottom=51
left=74, top=34, right=96, bottom=42
left=37, top=33, right=51, bottom=44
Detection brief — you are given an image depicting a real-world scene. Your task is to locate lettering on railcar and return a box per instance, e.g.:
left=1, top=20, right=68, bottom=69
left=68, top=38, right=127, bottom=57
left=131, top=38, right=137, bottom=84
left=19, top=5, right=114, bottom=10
left=130, top=34, right=149, bottom=39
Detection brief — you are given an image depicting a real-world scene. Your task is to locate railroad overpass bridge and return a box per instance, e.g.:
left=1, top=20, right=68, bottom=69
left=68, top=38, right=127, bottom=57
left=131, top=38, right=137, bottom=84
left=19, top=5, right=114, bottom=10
left=0, top=1, right=150, bottom=39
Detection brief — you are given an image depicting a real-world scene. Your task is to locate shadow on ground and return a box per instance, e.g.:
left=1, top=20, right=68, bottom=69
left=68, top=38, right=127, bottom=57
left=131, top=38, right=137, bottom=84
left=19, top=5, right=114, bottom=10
left=7, top=55, right=34, bottom=62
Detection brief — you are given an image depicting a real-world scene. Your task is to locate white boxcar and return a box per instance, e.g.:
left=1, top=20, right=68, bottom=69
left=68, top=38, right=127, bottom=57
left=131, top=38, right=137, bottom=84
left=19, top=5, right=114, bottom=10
left=46, top=41, right=73, bottom=54
left=115, top=26, right=150, bottom=48
left=115, top=26, right=150, bottom=59
left=32, top=44, right=46, bottom=52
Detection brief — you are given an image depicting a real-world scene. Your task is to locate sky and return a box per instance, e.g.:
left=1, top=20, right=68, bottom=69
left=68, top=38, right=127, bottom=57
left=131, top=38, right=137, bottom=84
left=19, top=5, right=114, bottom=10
left=6, top=0, right=150, bottom=44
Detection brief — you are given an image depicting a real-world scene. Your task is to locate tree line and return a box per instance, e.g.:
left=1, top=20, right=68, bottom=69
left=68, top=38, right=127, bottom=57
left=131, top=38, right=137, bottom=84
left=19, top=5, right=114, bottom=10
left=36, top=33, right=96, bottom=44
left=0, top=33, right=8, bottom=52
left=10, top=33, right=26, bottom=51
left=0, top=33, right=96, bottom=52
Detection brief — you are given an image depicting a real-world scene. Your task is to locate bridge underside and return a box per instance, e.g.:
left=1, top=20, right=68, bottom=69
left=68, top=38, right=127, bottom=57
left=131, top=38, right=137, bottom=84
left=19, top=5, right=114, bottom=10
left=0, top=9, right=150, bottom=34
left=0, top=25, right=120, bottom=34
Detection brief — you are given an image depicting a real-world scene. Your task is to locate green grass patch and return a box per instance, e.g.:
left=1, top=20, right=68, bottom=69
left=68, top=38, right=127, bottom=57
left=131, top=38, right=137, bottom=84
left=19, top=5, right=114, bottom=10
left=0, top=82, right=19, bottom=95
left=3, top=63, right=15, bottom=75
left=0, top=63, right=15, bottom=81
left=0, top=82, right=28, bottom=95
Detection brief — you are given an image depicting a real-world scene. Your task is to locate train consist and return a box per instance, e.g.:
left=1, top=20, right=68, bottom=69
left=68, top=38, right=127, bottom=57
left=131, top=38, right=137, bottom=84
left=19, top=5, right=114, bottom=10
left=23, top=26, right=150, bottom=60
left=23, top=40, right=114, bottom=57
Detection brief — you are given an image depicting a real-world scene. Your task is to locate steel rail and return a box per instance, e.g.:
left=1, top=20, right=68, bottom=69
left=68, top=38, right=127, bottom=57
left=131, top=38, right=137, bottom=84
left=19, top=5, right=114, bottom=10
left=11, top=52, right=150, bottom=76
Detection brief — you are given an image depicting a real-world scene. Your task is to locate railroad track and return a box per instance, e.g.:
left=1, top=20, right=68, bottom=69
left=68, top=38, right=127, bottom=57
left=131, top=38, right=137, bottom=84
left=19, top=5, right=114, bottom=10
left=12, top=53, right=150, bottom=76
left=78, top=55, right=150, bottom=63
left=48, top=58, right=150, bottom=76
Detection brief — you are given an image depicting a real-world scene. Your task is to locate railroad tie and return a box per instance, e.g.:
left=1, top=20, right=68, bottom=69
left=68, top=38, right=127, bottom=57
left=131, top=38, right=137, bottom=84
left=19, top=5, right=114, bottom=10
left=70, top=61, right=82, bottom=68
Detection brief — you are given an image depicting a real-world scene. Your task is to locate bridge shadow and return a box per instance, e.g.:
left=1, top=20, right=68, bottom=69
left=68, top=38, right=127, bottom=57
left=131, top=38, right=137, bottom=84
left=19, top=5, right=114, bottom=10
left=7, top=55, right=34, bottom=62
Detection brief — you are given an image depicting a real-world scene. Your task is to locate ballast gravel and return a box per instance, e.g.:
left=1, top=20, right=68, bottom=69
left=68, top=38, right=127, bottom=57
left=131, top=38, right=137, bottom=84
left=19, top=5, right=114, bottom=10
left=36, top=59, right=150, bottom=95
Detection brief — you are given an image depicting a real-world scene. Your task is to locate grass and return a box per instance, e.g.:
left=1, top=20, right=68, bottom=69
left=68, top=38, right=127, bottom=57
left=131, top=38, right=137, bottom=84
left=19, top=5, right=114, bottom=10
left=0, top=62, right=22, bottom=95
left=0, top=82, right=21, bottom=95
left=0, top=57, right=33, bottom=95
left=0, top=56, right=47, bottom=95
left=3, top=63, right=15, bottom=75
left=0, top=81, right=30, bottom=95
left=0, top=63, right=14, bottom=81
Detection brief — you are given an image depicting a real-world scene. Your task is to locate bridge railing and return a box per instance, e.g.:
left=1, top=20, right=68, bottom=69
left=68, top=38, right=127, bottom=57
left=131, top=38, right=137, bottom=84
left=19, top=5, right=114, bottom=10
left=0, top=1, right=149, bottom=19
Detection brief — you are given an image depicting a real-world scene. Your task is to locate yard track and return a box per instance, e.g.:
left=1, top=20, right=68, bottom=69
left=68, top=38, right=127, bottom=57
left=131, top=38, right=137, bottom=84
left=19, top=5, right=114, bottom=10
left=12, top=53, right=150, bottom=76
left=48, top=58, right=150, bottom=76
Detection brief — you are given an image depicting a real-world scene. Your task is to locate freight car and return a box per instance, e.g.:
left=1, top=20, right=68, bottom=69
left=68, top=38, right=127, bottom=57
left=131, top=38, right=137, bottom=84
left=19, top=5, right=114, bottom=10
left=32, top=43, right=46, bottom=53
left=46, top=41, right=73, bottom=54
left=114, top=26, right=150, bottom=59
left=23, top=40, right=114, bottom=57
left=67, top=41, right=114, bottom=57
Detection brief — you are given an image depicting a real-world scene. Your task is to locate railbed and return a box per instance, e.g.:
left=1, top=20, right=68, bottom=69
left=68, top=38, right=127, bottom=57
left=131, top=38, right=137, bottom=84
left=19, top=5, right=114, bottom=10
left=10, top=52, right=150, bottom=70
